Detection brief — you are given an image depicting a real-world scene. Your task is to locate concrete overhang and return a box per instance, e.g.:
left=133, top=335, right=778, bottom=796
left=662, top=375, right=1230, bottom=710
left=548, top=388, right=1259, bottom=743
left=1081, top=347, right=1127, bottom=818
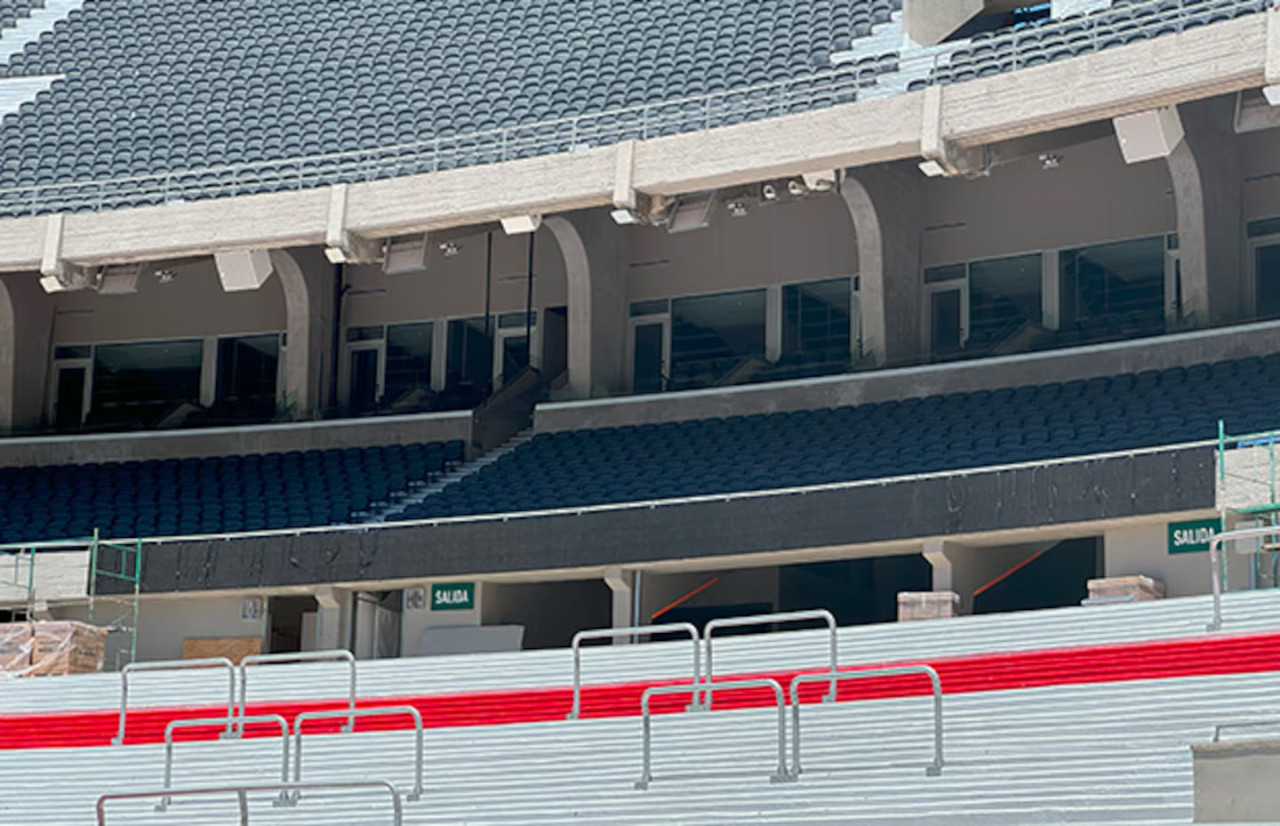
left=0, top=13, right=1269, bottom=275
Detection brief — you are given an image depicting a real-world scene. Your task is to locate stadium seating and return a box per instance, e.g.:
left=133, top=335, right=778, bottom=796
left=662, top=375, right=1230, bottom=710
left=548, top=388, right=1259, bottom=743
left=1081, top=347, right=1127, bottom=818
left=914, top=0, right=1268, bottom=90
left=0, top=0, right=903, bottom=214
left=400, top=354, right=1271, bottom=519
left=0, top=0, right=43, bottom=30
left=0, top=590, right=1277, bottom=824
left=0, top=440, right=465, bottom=545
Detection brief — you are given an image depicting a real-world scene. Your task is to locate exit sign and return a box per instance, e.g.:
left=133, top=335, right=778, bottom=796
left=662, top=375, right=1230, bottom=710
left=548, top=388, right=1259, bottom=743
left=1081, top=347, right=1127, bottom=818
left=430, top=582, right=475, bottom=611
left=1168, top=518, right=1222, bottom=554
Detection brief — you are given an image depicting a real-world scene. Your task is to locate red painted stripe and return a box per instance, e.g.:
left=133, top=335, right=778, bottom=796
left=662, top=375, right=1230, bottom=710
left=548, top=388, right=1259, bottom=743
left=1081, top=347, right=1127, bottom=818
left=0, top=631, right=1275, bottom=751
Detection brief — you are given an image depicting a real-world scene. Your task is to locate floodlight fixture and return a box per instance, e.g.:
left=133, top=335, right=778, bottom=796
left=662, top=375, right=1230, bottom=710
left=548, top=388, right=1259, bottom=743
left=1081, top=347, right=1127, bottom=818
left=501, top=214, right=542, bottom=235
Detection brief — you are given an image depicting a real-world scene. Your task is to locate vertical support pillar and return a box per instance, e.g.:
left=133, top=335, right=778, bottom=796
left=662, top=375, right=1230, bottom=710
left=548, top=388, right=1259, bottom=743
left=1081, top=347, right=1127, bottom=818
left=1166, top=96, right=1241, bottom=325
left=603, top=568, right=635, bottom=644
left=765, top=284, right=783, bottom=363
left=275, top=249, right=336, bottom=420
left=546, top=212, right=628, bottom=399
left=313, top=587, right=350, bottom=652
left=0, top=274, right=54, bottom=434
left=842, top=164, right=924, bottom=367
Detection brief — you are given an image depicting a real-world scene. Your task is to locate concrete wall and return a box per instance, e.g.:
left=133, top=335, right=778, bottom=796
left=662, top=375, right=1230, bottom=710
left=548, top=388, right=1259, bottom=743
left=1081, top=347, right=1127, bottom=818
left=342, top=225, right=568, bottom=328
left=1193, top=738, right=1280, bottom=822
left=481, top=579, right=611, bottom=649
left=1104, top=516, right=1250, bottom=599
left=626, top=193, right=856, bottom=301
left=920, top=136, right=1175, bottom=268
left=0, top=409, right=472, bottom=467
left=49, top=258, right=286, bottom=345
left=536, top=318, right=1280, bottom=433
left=640, top=568, right=780, bottom=624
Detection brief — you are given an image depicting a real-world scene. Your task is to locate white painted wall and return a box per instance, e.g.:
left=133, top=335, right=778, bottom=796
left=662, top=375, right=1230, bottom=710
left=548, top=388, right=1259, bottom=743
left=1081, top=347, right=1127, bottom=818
left=1104, top=518, right=1249, bottom=599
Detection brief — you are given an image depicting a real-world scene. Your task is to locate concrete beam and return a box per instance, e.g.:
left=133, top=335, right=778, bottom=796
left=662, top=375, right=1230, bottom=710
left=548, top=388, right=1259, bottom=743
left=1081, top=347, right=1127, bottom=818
left=0, top=14, right=1268, bottom=275
left=0, top=274, right=53, bottom=434
left=274, top=249, right=335, bottom=419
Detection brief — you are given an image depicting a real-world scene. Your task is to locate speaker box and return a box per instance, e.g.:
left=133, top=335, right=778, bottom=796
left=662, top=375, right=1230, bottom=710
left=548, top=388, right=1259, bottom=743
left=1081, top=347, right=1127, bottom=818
left=1113, top=107, right=1184, bottom=164
left=214, top=249, right=274, bottom=292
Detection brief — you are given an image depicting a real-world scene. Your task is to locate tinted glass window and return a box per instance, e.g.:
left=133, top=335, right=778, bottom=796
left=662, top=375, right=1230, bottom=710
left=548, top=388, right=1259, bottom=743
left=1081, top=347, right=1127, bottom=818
left=968, top=254, right=1042, bottom=351
left=669, top=289, right=765, bottom=390
left=91, top=340, right=202, bottom=426
left=216, top=335, right=279, bottom=404
left=384, top=322, right=433, bottom=405
left=1060, top=236, right=1164, bottom=339
left=782, top=278, right=851, bottom=364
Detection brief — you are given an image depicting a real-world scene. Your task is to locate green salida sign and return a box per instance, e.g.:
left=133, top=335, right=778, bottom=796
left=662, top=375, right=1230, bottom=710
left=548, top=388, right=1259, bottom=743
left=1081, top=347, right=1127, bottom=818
left=1167, top=518, right=1222, bottom=554
left=430, top=582, right=475, bottom=611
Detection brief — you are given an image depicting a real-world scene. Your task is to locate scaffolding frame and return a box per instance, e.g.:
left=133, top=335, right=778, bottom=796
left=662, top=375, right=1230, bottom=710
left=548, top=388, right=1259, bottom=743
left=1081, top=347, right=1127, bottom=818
left=0, top=529, right=142, bottom=670
left=1216, top=420, right=1280, bottom=591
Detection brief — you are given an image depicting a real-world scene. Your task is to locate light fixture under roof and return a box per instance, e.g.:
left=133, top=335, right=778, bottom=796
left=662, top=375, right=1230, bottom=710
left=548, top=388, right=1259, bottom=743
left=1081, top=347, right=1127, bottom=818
left=761, top=183, right=779, bottom=201
left=500, top=215, right=542, bottom=235
left=611, top=207, right=641, bottom=225
left=439, top=241, right=461, bottom=257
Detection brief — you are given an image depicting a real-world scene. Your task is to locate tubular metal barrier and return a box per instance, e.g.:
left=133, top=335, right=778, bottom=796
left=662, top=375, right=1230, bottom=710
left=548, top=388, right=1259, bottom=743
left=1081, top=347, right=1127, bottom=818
left=789, top=665, right=944, bottom=777
left=159, top=715, right=290, bottom=811
left=567, top=623, right=702, bottom=720
left=291, top=705, right=424, bottom=803
left=239, top=650, right=356, bottom=734
left=1213, top=719, right=1280, bottom=742
left=704, top=609, right=838, bottom=709
left=636, top=678, right=792, bottom=790
left=97, top=780, right=403, bottom=826
left=1207, top=525, right=1280, bottom=631
left=114, top=657, right=237, bottom=745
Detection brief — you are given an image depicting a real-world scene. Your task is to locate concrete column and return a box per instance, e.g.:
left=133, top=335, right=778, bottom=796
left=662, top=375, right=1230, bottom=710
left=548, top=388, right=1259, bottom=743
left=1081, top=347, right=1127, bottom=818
left=274, top=249, right=336, bottom=419
left=843, top=164, right=924, bottom=367
left=0, top=273, right=54, bottom=435
left=1166, top=96, right=1243, bottom=325
left=922, top=538, right=1037, bottom=615
left=604, top=567, right=635, bottom=644
left=545, top=211, right=628, bottom=398
left=313, top=586, right=350, bottom=652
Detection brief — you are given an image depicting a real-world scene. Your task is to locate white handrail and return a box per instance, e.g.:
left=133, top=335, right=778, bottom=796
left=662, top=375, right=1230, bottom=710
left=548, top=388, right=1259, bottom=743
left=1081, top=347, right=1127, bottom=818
left=567, top=623, right=702, bottom=720
left=635, top=678, right=793, bottom=790
left=290, top=705, right=424, bottom=803
left=96, top=780, right=403, bottom=826
left=704, top=609, right=838, bottom=709
left=789, top=666, right=944, bottom=777
left=239, top=650, right=356, bottom=735
left=159, top=714, right=290, bottom=810
left=114, top=657, right=236, bottom=745
left=1206, top=524, right=1280, bottom=631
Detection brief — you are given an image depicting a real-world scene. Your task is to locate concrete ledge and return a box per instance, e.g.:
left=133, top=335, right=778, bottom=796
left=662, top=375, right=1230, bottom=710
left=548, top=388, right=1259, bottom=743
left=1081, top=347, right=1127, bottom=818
left=535, top=319, right=1280, bottom=433
left=1193, top=738, right=1280, bottom=822
left=1087, top=575, right=1165, bottom=602
left=0, top=410, right=472, bottom=467
left=898, top=591, right=960, bottom=621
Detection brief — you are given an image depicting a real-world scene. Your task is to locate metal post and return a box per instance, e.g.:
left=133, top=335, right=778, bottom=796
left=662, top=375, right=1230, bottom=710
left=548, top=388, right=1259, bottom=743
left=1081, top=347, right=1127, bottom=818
left=789, top=666, right=943, bottom=777
left=703, top=609, right=838, bottom=709
left=635, top=678, right=791, bottom=790
left=567, top=623, right=702, bottom=720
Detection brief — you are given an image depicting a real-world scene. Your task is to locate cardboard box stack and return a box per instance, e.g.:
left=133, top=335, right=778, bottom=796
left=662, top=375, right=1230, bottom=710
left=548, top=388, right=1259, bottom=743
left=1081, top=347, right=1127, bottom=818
left=897, top=591, right=961, bottom=621
left=1087, top=575, right=1166, bottom=603
left=0, top=621, right=107, bottom=677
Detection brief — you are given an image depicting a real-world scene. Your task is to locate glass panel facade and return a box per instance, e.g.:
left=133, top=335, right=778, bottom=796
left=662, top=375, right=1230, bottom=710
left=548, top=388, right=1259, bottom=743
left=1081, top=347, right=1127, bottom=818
left=383, top=322, right=433, bottom=406
left=781, top=278, right=851, bottom=370
left=216, top=335, right=278, bottom=402
left=924, top=263, right=966, bottom=283
left=669, top=289, right=765, bottom=390
left=445, top=316, right=493, bottom=408
left=1256, top=244, right=1280, bottom=320
left=1059, top=236, right=1165, bottom=342
left=90, top=339, right=202, bottom=427
left=967, top=253, right=1042, bottom=352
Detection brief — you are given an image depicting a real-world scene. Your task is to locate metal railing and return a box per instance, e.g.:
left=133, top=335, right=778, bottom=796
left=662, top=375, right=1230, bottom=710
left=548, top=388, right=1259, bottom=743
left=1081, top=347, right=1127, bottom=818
left=704, top=609, right=838, bottom=709
left=1206, top=524, right=1280, bottom=631
left=635, top=678, right=793, bottom=790
left=114, top=657, right=237, bottom=745
left=239, top=650, right=356, bottom=734
left=290, top=705, right=424, bottom=803
left=96, top=780, right=403, bottom=826
left=789, top=666, right=944, bottom=777
left=159, top=715, right=290, bottom=810
left=1212, top=719, right=1280, bottom=742
left=567, top=622, right=702, bottom=720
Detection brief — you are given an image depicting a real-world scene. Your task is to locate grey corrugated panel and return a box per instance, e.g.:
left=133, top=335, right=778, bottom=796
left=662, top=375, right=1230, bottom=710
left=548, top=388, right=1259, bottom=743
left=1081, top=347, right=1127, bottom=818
left=0, top=588, right=1276, bottom=716
left=0, top=670, right=1274, bottom=823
